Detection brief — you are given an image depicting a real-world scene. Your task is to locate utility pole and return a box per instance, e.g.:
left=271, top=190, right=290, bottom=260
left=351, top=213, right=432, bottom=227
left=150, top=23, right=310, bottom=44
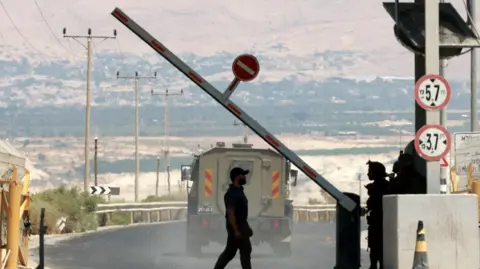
left=233, top=120, right=249, bottom=144
left=94, top=137, right=98, bottom=186
left=63, top=28, right=116, bottom=193
left=439, top=0, right=448, bottom=193
left=156, top=157, right=160, bottom=196
left=151, top=88, right=184, bottom=194
left=468, top=0, right=478, bottom=132
left=356, top=171, right=362, bottom=201
left=117, top=71, right=157, bottom=202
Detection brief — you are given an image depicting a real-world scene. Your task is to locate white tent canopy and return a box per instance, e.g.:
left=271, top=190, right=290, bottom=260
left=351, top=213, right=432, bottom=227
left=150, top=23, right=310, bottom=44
left=0, top=140, right=26, bottom=178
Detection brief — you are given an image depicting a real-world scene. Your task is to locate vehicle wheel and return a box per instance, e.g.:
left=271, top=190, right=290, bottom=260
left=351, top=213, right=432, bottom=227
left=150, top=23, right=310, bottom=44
left=272, top=242, right=292, bottom=257
left=186, top=234, right=202, bottom=257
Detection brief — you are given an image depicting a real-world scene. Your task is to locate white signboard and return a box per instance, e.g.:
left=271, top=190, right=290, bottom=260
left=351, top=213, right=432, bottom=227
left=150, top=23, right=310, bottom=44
left=454, top=132, right=480, bottom=176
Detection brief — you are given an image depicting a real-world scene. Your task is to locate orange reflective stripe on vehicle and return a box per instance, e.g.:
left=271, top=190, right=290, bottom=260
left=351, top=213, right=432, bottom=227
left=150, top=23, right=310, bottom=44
left=272, top=171, right=280, bottom=198
left=204, top=169, right=213, bottom=197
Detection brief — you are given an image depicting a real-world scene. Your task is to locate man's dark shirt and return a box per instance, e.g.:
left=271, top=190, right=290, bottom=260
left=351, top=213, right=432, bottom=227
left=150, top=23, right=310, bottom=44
left=366, top=178, right=390, bottom=227
left=224, top=184, right=248, bottom=232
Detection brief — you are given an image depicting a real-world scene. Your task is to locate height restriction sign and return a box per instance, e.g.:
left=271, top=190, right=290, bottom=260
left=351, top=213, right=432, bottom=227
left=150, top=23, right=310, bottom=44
left=414, top=124, right=451, bottom=161
left=414, top=74, right=451, bottom=111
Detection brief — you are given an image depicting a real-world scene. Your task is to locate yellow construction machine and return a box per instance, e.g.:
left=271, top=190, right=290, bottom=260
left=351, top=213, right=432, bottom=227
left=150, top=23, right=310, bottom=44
left=450, top=164, right=480, bottom=221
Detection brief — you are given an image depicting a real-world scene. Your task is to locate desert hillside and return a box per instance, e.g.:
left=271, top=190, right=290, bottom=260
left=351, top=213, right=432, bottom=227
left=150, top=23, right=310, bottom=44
left=0, top=0, right=475, bottom=78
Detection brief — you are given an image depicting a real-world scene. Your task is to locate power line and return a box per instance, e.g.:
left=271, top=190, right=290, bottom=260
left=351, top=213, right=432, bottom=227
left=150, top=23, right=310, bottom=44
left=32, top=0, right=69, bottom=53
left=0, top=0, right=60, bottom=59
left=0, top=28, right=13, bottom=59
left=32, top=0, right=86, bottom=79
left=115, top=38, right=127, bottom=64
left=65, top=38, right=86, bottom=79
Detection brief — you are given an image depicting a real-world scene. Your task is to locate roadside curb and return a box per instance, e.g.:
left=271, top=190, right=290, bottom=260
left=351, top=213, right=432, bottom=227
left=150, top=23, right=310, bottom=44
left=28, top=220, right=184, bottom=249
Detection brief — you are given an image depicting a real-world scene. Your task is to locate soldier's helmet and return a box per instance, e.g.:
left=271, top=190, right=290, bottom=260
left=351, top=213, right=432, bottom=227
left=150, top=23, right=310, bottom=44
left=366, top=161, right=388, bottom=179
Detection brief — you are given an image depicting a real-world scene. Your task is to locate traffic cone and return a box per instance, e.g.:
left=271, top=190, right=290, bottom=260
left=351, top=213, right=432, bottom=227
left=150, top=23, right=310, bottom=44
left=412, top=220, right=429, bottom=269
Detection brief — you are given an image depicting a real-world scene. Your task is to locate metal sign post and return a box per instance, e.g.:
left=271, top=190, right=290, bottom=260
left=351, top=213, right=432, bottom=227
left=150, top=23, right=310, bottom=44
left=110, top=8, right=356, bottom=211
left=223, top=54, right=260, bottom=100
left=414, top=0, right=443, bottom=193
left=414, top=74, right=453, bottom=193
left=414, top=74, right=452, bottom=166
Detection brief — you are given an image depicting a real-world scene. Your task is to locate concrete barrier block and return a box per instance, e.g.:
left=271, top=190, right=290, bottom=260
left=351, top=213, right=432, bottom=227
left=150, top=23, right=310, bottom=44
left=383, top=194, right=479, bottom=269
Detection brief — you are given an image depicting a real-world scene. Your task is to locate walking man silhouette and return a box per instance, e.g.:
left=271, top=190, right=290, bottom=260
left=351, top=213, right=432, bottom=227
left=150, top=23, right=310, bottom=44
left=213, top=167, right=253, bottom=269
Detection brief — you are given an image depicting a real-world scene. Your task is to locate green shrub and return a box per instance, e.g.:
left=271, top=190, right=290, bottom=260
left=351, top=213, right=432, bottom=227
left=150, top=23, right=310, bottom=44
left=29, top=186, right=106, bottom=234
left=142, top=192, right=187, bottom=202
left=106, top=212, right=131, bottom=226
left=106, top=192, right=186, bottom=225
left=29, top=189, right=187, bottom=234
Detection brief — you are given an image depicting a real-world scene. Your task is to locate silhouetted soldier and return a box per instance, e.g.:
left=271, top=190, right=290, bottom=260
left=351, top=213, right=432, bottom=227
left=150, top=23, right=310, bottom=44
left=391, top=151, right=403, bottom=179
left=213, top=167, right=253, bottom=269
left=390, top=153, right=426, bottom=194
left=363, top=161, right=390, bottom=269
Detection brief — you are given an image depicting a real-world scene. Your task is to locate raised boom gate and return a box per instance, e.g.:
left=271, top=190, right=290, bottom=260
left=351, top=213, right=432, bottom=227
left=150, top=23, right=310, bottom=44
left=110, top=8, right=356, bottom=212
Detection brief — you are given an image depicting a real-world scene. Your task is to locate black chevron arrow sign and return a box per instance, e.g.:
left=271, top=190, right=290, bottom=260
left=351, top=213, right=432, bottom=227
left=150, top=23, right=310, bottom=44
left=90, top=186, right=111, bottom=195
left=90, top=186, right=121, bottom=195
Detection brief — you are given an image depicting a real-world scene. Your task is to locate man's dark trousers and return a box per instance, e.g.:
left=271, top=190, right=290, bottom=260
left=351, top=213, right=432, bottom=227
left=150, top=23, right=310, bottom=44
left=368, top=224, right=383, bottom=269
left=213, top=232, right=252, bottom=269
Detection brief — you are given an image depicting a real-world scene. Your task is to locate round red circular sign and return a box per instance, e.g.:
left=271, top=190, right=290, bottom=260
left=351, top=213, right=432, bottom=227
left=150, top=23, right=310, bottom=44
left=232, top=54, right=260, bottom=82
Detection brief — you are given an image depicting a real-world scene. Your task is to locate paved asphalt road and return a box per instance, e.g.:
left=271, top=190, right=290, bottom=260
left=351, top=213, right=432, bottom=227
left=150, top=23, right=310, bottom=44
left=38, top=221, right=371, bottom=269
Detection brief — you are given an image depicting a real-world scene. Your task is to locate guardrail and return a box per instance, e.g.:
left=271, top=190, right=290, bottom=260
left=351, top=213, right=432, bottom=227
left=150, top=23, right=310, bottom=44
left=96, top=201, right=187, bottom=213
left=95, top=202, right=367, bottom=226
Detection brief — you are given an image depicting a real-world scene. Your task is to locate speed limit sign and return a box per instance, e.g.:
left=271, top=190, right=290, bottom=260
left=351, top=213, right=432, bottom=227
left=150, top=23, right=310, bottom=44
left=415, top=74, right=451, bottom=111
left=414, top=124, right=451, bottom=161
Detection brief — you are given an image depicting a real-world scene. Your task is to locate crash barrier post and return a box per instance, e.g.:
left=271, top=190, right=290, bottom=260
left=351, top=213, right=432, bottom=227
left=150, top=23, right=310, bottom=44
left=35, top=208, right=45, bottom=269
left=335, top=192, right=361, bottom=269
